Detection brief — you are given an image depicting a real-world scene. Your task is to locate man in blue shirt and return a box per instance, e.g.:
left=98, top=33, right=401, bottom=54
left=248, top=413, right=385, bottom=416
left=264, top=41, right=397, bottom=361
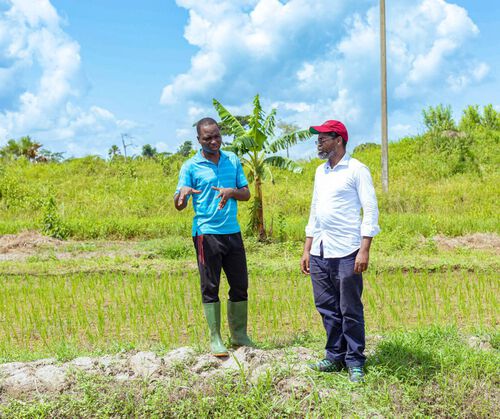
left=174, top=117, right=253, bottom=357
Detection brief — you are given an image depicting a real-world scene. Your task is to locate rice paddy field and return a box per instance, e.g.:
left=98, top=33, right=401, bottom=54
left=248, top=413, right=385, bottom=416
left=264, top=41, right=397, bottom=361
left=0, top=126, right=499, bottom=417
left=0, top=241, right=498, bottom=417
left=0, top=268, right=498, bottom=362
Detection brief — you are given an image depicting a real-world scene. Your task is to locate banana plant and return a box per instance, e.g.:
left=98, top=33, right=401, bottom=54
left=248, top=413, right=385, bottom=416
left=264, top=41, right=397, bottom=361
left=213, top=94, right=311, bottom=240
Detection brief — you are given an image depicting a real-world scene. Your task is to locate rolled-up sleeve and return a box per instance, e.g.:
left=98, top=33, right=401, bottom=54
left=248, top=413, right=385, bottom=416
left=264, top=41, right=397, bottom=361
left=305, top=175, right=318, bottom=237
left=356, top=165, right=380, bottom=237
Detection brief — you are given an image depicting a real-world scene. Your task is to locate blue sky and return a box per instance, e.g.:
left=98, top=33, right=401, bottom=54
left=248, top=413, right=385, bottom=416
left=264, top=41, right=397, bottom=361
left=0, top=0, right=498, bottom=158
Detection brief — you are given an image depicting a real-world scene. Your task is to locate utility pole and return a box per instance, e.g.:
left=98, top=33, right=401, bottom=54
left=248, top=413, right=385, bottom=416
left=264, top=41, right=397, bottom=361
left=380, top=0, right=389, bottom=193
left=121, top=133, right=133, bottom=159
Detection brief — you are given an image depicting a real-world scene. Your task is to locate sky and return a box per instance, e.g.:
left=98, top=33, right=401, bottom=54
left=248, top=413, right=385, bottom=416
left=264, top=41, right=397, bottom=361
left=0, top=0, right=498, bottom=158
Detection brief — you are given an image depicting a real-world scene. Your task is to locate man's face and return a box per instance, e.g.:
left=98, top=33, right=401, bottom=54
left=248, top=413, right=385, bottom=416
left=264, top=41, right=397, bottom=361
left=316, top=132, right=340, bottom=159
left=198, top=123, right=222, bottom=154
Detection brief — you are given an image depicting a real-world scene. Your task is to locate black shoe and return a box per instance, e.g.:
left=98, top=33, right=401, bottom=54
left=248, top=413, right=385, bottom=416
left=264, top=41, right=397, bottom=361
left=348, top=366, right=365, bottom=383
left=308, top=359, right=345, bottom=373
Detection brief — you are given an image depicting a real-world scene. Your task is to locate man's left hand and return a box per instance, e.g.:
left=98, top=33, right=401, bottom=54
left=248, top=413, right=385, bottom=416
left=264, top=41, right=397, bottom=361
left=354, top=249, right=369, bottom=273
left=212, top=186, right=234, bottom=210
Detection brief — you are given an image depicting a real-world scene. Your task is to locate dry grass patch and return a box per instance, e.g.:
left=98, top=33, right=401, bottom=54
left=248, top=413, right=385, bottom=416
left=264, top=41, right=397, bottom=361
left=434, top=233, right=500, bottom=253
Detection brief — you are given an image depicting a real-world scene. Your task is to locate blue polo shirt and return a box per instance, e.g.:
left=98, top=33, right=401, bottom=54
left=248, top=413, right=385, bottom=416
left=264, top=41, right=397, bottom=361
left=175, top=150, right=248, bottom=236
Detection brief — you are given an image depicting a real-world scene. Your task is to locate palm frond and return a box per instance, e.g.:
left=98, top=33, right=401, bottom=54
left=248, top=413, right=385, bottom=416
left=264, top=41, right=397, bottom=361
left=262, top=165, right=275, bottom=184
left=213, top=99, right=247, bottom=138
left=240, top=135, right=261, bottom=152
left=263, top=155, right=303, bottom=174
left=263, top=108, right=277, bottom=138
left=239, top=155, right=255, bottom=183
left=267, top=129, right=312, bottom=153
left=247, top=95, right=267, bottom=148
left=222, top=143, right=242, bottom=155
left=250, top=95, right=265, bottom=128
left=239, top=155, right=252, bottom=167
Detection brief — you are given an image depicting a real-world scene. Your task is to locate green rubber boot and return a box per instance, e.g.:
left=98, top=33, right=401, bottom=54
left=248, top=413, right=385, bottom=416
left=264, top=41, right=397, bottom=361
left=227, top=300, right=254, bottom=347
left=203, top=302, right=229, bottom=357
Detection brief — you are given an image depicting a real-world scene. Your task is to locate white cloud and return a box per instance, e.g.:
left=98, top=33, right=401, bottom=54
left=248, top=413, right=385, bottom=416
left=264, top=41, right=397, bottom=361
left=274, top=101, right=312, bottom=113
left=447, top=61, right=490, bottom=92
left=472, top=62, right=490, bottom=81
left=337, top=8, right=378, bottom=60
left=153, top=141, right=177, bottom=153
left=297, top=63, right=315, bottom=82
left=188, top=105, right=208, bottom=119
left=393, top=0, right=479, bottom=97
left=161, top=0, right=344, bottom=105
left=161, top=0, right=487, bottom=148
left=160, top=50, right=225, bottom=105
left=176, top=128, right=193, bottom=140
left=0, top=0, right=136, bottom=155
left=1, top=0, right=489, bottom=157
left=392, top=123, right=414, bottom=138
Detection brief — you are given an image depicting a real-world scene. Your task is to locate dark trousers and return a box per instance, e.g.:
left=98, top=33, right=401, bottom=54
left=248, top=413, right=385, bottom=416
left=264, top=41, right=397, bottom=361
left=310, top=248, right=365, bottom=367
left=193, top=233, right=249, bottom=304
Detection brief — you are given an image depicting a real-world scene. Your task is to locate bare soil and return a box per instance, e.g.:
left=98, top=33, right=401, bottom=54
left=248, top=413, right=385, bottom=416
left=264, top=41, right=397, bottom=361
left=1, top=232, right=499, bottom=263
left=0, top=231, right=62, bottom=254
left=0, top=231, right=136, bottom=262
left=434, top=233, right=500, bottom=253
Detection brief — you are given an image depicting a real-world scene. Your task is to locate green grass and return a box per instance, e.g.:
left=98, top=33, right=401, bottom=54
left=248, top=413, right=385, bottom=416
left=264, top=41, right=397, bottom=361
left=0, top=124, right=498, bottom=415
left=1, top=327, right=498, bottom=418
left=0, top=126, right=498, bottom=245
left=0, top=265, right=497, bottom=363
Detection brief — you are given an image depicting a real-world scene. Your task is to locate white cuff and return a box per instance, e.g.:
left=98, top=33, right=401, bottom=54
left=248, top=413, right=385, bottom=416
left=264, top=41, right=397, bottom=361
left=361, top=225, right=380, bottom=237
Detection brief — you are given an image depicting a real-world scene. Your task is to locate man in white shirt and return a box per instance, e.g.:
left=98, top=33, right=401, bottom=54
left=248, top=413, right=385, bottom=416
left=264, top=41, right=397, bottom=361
left=300, top=120, right=380, bottom=383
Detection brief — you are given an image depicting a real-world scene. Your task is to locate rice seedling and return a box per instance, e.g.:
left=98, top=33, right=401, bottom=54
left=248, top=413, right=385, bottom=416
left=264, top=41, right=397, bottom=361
left=0, top=269, right=496, bottom=362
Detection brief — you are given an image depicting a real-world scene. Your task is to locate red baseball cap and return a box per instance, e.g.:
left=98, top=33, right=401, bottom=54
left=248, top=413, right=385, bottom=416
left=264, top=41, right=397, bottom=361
left=309, top=120, right=348, bottom=142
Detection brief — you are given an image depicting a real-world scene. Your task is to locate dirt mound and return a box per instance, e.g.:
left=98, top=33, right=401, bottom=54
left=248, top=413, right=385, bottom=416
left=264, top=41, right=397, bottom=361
left=434, top=233, right=500, bottom=252
left=0, top=346, right=316, bottom=399
left=0, top=335, right=492, bottom=401
left=0, top=231, right=62, bottom=254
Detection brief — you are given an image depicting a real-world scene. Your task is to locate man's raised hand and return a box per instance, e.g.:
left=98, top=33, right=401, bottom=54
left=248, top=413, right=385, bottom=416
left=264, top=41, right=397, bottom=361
left=211, top=186, right=234, bottom=210
left=178, top=186, right=201, bottom=206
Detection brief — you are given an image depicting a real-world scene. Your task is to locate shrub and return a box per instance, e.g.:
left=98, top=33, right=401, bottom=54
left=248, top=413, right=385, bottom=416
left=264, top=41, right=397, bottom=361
left=481, top=104, right=500, bottom=130
left=459, top=105, right=481, bottom=131
left=41, top=196, right=69, bottom=239
left=422, top=104, right=456, bottom=132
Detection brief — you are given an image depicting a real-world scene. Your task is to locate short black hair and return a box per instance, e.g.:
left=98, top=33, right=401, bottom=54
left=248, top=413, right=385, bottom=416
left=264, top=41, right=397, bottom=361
left=196, top=117, right=219, bottom=136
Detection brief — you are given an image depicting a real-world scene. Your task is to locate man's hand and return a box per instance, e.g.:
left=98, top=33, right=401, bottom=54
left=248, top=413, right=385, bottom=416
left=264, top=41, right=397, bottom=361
left=212, top=186, right=234, bottom=210
left=175, top=186, right=201, bottom=210
left=301, top=237, right=313, bottom=275
left=354, top=248, right=369, bottom=273
left=300, top=251, right=310, bottom=275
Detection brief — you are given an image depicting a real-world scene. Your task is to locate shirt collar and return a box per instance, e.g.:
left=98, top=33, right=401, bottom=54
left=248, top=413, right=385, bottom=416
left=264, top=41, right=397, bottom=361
left=325, top=153, right=350, bottom=170
left=193, top=149, right=228, bottom=163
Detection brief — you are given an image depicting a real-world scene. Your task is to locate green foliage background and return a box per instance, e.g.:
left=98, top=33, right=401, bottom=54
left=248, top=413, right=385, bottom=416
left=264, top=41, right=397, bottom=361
left=0, top=123, right=498, bottom=255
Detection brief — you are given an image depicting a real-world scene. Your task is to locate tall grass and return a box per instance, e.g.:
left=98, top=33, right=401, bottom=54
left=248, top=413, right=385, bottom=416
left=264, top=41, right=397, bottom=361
left=0, top=126, right=499, bottom=244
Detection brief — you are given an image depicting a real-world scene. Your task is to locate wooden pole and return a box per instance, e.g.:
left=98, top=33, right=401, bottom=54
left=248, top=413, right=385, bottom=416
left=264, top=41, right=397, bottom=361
left=380, top=0, right=389, bottom=192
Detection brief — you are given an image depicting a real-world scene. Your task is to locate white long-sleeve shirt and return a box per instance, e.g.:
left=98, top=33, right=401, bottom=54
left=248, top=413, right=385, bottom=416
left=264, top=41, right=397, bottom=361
left=305, top=154, right=380, bottom=258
